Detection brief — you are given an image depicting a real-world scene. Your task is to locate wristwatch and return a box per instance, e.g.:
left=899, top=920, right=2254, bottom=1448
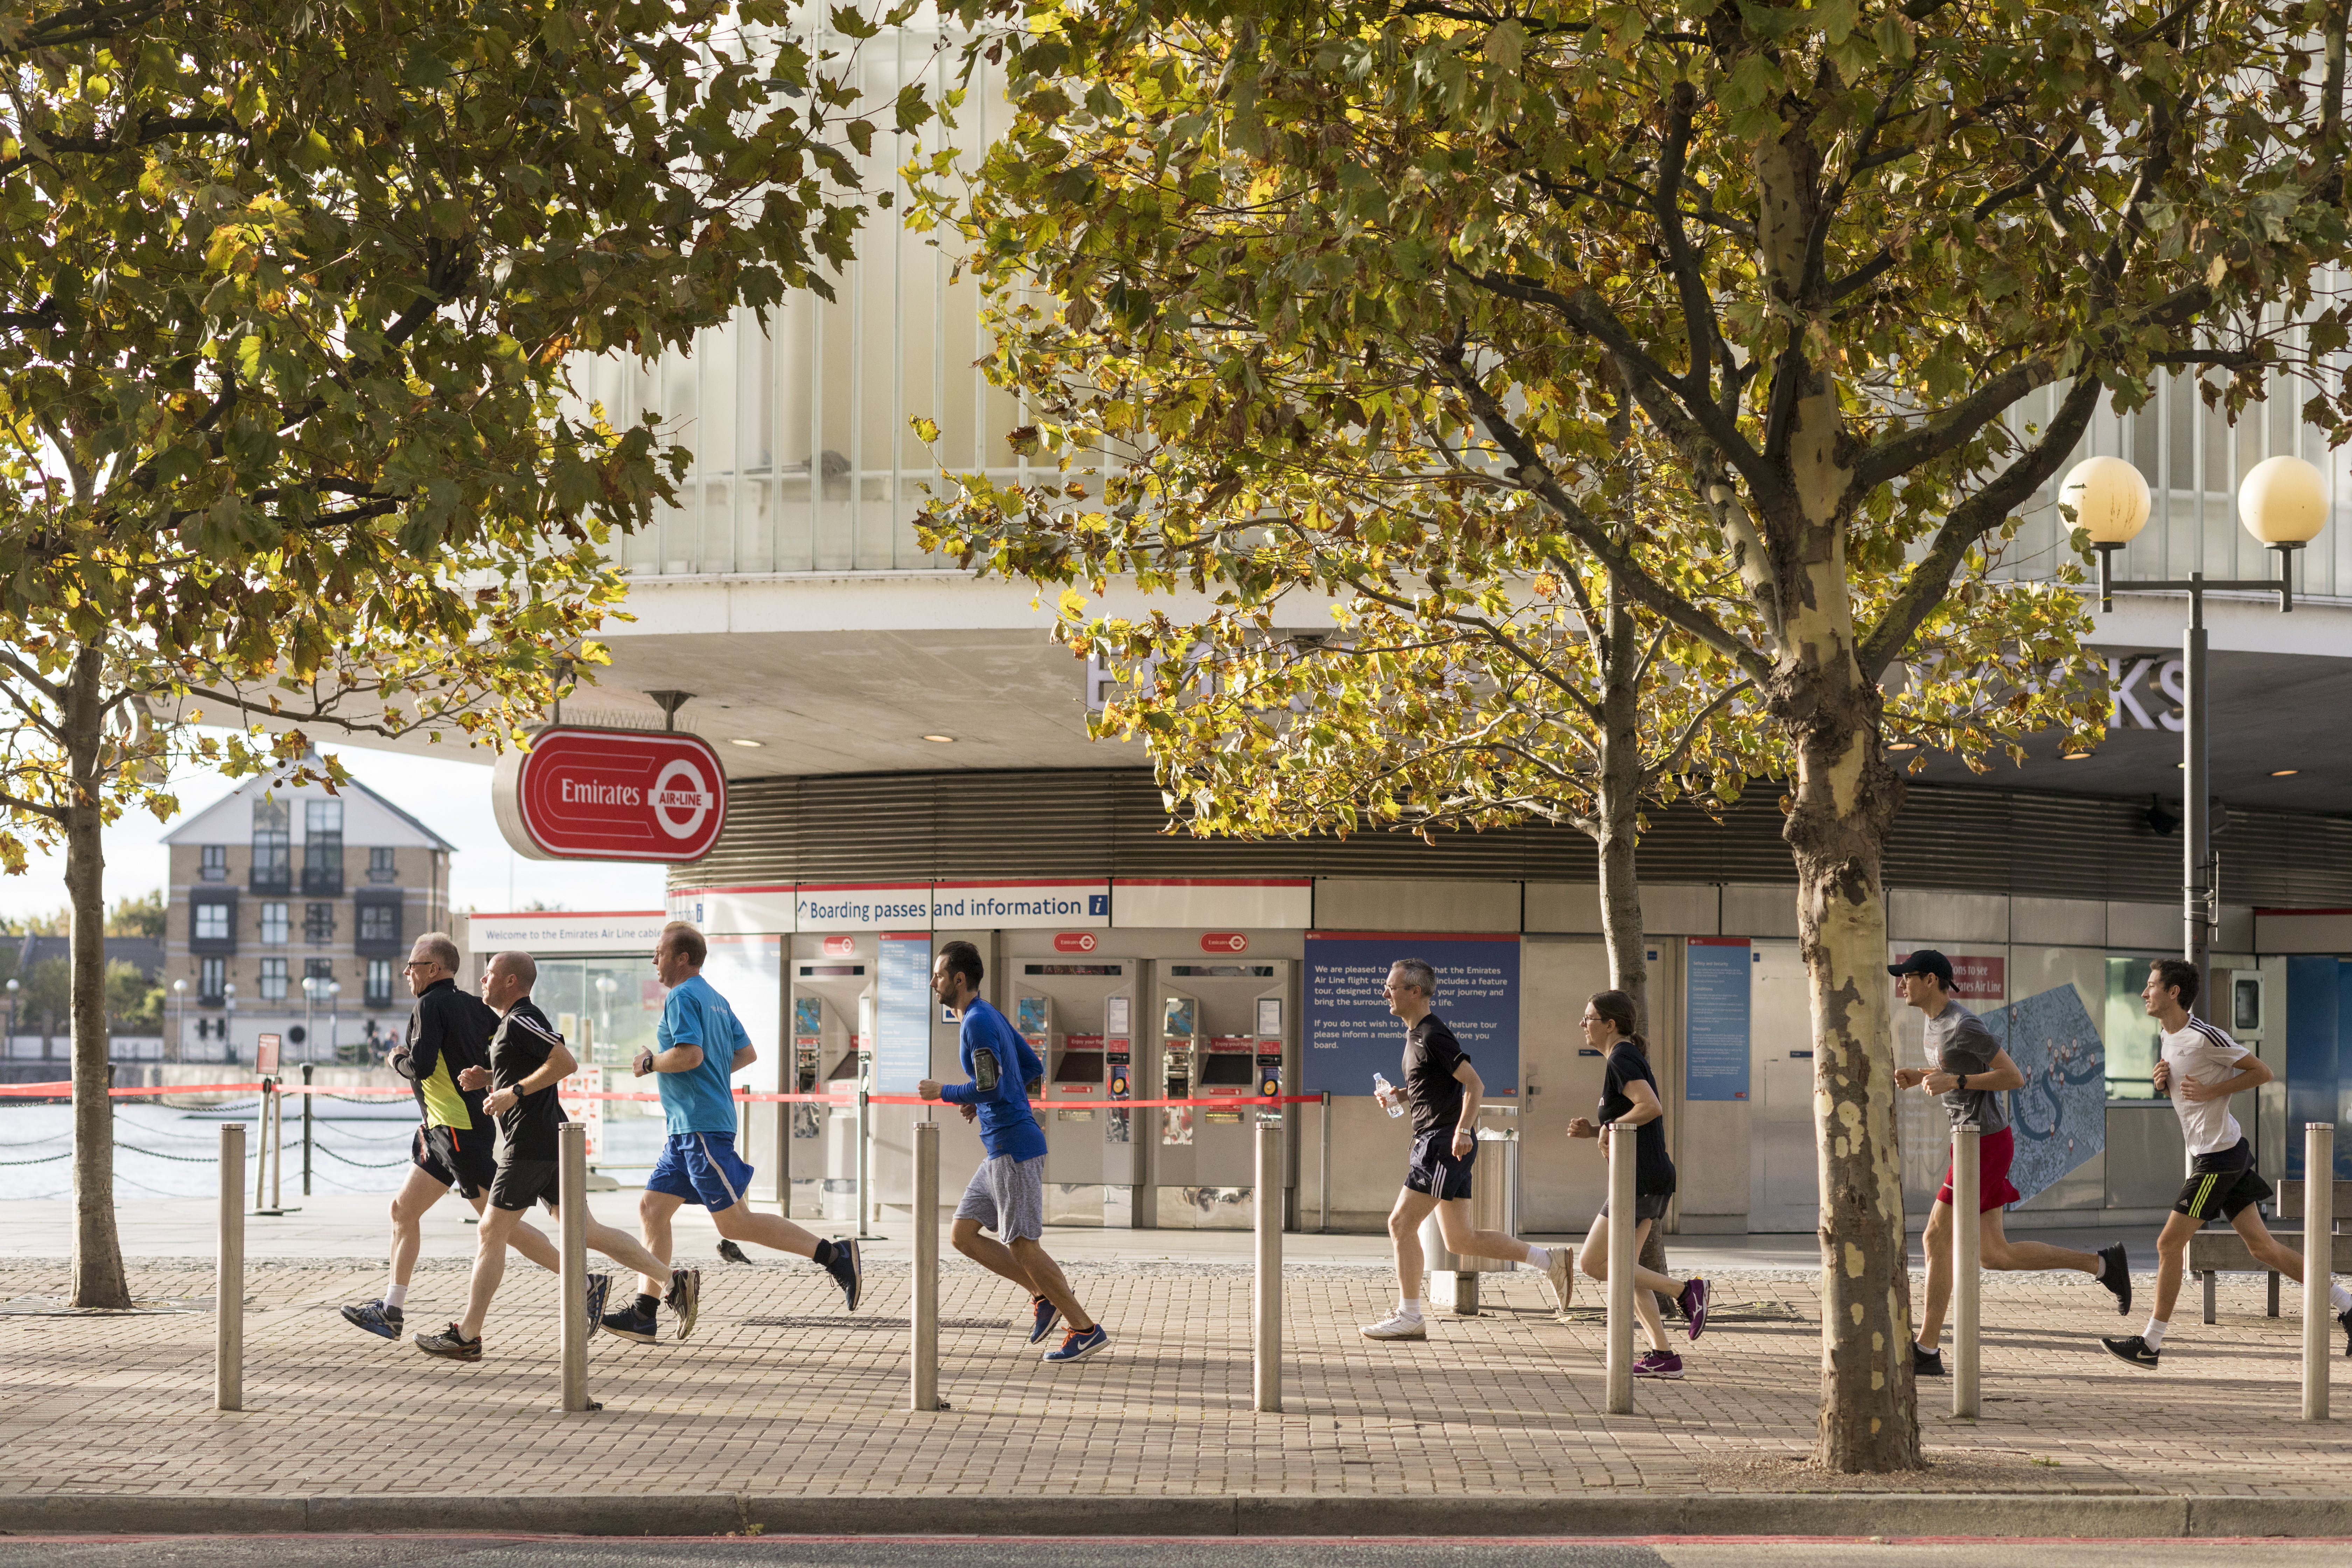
left=1956, top=1072, right=1968, bottom=1092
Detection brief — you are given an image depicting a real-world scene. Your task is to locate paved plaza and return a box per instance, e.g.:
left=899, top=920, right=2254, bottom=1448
left=2, top=1198, right=2346, bottom=1503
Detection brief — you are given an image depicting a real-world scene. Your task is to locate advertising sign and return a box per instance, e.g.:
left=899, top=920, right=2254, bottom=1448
left=467, top=911, right=667, bottom=957
left=875, top=933, right=934, bottom=1096
left=1685, top=938, right=1752, bottom=1101
left=255, top=1032, right=282, bottom=1078
left=493, top=727, right=727, bottom=863
left=1303, top=932, right=1519, bottom=1096
left=556, top=1065, right=606, bottom=1161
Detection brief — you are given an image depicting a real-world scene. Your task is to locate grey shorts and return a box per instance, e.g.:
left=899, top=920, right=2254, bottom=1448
left=954, top=1154, right=1045, bottom=1242
left=1600, top=1192, right=1672, bottom=1222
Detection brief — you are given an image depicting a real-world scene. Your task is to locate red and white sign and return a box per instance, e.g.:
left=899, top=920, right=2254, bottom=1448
left=822, top=935, right=858, bottom=958
left=493, top=727, right=727, bottom=863
left=1054, top=932, right=1100, bottom=953
left=254, top=1032, right=282, bottom=1078
left=1200, top=932, right=1250, bottom=954
left=1896, top=951, right=2004, bottom=1001
left=557, top=1065, right=605, bottom=1161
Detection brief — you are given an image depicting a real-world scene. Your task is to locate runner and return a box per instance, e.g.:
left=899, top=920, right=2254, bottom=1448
left=2102, top=958, right=2352, bottom=1368
left=1890, top=949, right=2132, bottom=1377
left=1356, top=961, right=1660, bottom=1348
left=601, top=922, right=863, bottom=1344
left=341, top=933, right=559, bottom=1339
left=1561, top=988, right=1709, bottom=1379
left=411, top=951, right=683, bottom=1361
left=916, top=939, right=1109, bottom=1364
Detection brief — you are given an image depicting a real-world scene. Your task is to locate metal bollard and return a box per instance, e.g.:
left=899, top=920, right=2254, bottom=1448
left=216, top=1124, right=244, bottom=1411
left=1605, top=1120, right=1634, bottom=1415
left=856, top=1085, right=873, bottom=1239
left=2306, top=1123, right=2335, bottom=1422
left=1255, top=1119, right=1282, bottom=1413
left=301, top=1064, right=314, bottom=1198
left=912, top=1122, right=939, bottom=1412
left=1952, top=1128, right=1981, bottom=1418
left=270, top=1078, right=284, bottom=1212
left=558, top=1122, right=596, bottom=1413
left=1318, top=1091, right=1331, bottom=1235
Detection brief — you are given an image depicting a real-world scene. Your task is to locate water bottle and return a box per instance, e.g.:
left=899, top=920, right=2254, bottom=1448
left=1372, top=1072, right=1405, bottom=1118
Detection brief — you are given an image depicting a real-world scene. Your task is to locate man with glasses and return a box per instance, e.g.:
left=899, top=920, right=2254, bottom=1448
left=341, top=933, right=561, bottom=1339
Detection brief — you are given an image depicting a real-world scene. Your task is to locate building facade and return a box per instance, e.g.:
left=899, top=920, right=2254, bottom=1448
left=161, top=775, right=455, bottom=1064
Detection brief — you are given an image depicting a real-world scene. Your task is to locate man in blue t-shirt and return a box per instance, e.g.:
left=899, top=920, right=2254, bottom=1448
left=598, top=922, right=864, bottom=1344
left=917, top=939, right=1108, bottom=1364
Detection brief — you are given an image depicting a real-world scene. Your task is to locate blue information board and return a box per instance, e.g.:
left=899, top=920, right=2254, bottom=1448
left=1685, top=939, right=1752, bottom=1101
left=1304, top=933, right=1519, bottom=1096
left=875, top=934, right=933, bottom=1096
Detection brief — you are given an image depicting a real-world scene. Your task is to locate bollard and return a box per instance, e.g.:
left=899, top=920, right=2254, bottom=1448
left=558, top=1122, right=596, bottom=1413
left=270, top=1078, right=284, bottom=1212
left=1255, top=1119, right=1282, bottom=1413
left=300, top=1064, right=313, bottom=1198
left=1319, top=1091, right=1331, bottom=1235
left=2306, top=1123, right=2335, bottom=1422
left=856, top=1085, right=873, bottom=1239
left=1605, top=1120, right=1634, bottom=1415
left=1952, top=1127, right=1981, bottom=1418
left=216, top=1123, right=244, bottom=1411
left=911, top=1122, right=939, bottom=1412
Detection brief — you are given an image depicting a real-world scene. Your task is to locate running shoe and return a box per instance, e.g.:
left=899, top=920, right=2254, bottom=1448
left=825, top=1237, right=862, bottom=1312
left=716, top=1240, right=751, bottom=1265
left=1912, top=1343, right=1945, bottom=1378
left=666, top=1267, right=702, bottom=1342
left=340, top=1298, right=404, bottom=1340
left=1678, top=1277, right=1709, bottom=1341
left=2096, top=1242, right=2132, bottom=1315
left=2100, top=1334, right=2160, bottom=1369
left=1545, top=1249, right=1575, bottom=1315
left=1359, top=1311, right=1427, bottom=1341
left=1043, top=1323, right=1110, bottom=1363
left=413, top=1322, right=482, bottom=1362
left=1029, top=1293, right=1062, bottom=1345
left=1632, top=1349, right=1684, bottom=1380
left=582, top=1274, right=611, bottom=1340
left=600, top=1299, right=661, bottom=1344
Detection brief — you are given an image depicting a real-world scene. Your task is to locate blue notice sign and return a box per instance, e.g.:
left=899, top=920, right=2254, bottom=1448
left=1685, top=939, right=1751, bottom=1101
left=875, top=934, right=933, bottom=1096
left=1304, top=933, right=1519, bottom=1096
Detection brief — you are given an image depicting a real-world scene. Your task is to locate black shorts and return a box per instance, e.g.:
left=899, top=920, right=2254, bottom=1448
left=488, top=1158, right=560, bottom=1213
left=412, top=1124, right=497, bottom=1200
left=2175, top=1138, right=2273, bottom=1223
left=1601, top=1192, right=1672, bottom=1222
left=1405, top=1129, right=1476, bottom=1201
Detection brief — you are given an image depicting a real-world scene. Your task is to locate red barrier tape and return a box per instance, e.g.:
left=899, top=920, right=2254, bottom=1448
left=0, top=1079, right=1327, bottom=1111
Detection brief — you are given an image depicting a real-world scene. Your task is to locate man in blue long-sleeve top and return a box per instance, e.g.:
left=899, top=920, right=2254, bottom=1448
left=918, top=939, right=1109, bottom=1364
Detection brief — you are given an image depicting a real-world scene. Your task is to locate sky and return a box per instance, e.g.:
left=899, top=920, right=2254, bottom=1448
left=0, top=739, right=668, bottom=926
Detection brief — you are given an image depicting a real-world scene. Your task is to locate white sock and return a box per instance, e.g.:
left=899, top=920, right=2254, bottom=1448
left=1525, top=1245, right=1551, bottom=1268
left=2330, top=1282, right=2352, bottom=1314
left=1398, top=1298, right=1423, bottom=1319
left=2142, top=1316, right=2167, bottom=1350
left=384, top=1281, right=408, bottom=1310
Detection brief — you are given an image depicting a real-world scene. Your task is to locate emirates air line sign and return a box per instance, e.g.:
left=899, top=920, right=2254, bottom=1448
left=493, top=727, right=727, bottom=863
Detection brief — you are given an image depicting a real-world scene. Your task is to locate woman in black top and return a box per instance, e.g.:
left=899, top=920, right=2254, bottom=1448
left=1566, top=990, right=1711, bottom=1379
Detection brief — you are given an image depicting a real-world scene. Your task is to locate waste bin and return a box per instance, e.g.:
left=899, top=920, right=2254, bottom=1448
left=1418, top=1119, right=1519, bottom=1315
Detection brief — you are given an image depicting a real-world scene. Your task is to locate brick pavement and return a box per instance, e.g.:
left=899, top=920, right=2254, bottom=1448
left=1, top=1258, right=2345, bottom=1499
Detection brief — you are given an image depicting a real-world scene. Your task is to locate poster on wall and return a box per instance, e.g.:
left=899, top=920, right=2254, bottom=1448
left=1980, top=984, right=2105, bottom=1203
left=874, top=933, right=934, bottom=1096
left=1304, top=932, right=1518, bottom=1096
left=1685, top=938, right=1752, bottom=1100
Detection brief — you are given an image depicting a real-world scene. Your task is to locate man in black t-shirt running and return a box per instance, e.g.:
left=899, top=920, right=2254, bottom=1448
left=1361, top=958, right=1575, bottom=1341
left=413, top=951, right=688, bottom=1362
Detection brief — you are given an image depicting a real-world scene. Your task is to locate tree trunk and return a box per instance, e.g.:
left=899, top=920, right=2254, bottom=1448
left=65, top=646, right=131, bottom=1310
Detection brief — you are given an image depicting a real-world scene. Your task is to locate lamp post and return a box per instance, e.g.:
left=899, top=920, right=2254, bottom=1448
left=171, top=978, right=187, bottom=1065
left=2063, top=452, right=2330, bottom=1002
left=5, top=977, right=16, bottom=1062
left=302, top=974, right=319, bottom=1064
left=224, top=980, right=237, bottom=1064
left=327, top=980, right=342, bottom=1063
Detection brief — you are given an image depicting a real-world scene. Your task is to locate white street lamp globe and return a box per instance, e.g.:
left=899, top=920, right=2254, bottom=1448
left=2238, top=454, right=2329, bottom=545
left=2060, top=456, right=2151, bottom=546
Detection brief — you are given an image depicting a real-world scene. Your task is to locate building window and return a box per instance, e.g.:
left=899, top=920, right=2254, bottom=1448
left=250, top=800, right=290, bottom=893
left=259, top=902, right=288, bottom=945
left=358, top=902, right=399, bottom=946
left=199, top=958, right=226, bottom=1005
left=368, top=847, right=397, bottom=883
left=258, top=958, right=288, bottom=1002
left=304, top=902, right=334, bottom=943
left=365, top=958, right=394, bottom=1009
left=302, top=800, right=343, bottom=896
left=200, top=845, right=227, bottom=882
left=192, top=903, right=230, bottom=942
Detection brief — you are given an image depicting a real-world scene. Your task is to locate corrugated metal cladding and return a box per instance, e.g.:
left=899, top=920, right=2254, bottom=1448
left=677, top=770, right=2352, bottom=908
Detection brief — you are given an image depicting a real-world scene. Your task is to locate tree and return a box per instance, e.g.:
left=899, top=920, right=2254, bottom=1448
left=3, top=0, right=932, bottom=1306
left=105, top=890, right=164, bottom=939
left=927, top=0, right=2344, bottom=1467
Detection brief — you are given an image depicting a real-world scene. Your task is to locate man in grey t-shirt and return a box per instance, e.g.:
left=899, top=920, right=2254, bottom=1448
left=1891, top=950, right=2131, bottom=1378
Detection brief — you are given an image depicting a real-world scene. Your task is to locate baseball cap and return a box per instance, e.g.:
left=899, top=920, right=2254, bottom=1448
left=1886, top=949, right=1954, bottom=986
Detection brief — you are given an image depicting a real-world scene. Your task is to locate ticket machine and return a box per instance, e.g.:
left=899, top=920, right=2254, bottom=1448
left=1149, top=960, right=1293, bottom=1228
left=790, top=955, right=874, bottom=1222
left=1010, top=958, right=1140, bottom=1225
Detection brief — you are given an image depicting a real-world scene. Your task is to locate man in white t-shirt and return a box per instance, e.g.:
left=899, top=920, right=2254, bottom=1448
left=2102, top=958, right=2352, bottom=1368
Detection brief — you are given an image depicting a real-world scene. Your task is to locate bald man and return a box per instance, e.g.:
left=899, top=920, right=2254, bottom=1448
left=413, top=951, right=683, bottom=1361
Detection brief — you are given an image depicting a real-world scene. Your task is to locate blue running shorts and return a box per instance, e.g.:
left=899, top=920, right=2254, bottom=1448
left=646, top=1131, right=756, bottom=1213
